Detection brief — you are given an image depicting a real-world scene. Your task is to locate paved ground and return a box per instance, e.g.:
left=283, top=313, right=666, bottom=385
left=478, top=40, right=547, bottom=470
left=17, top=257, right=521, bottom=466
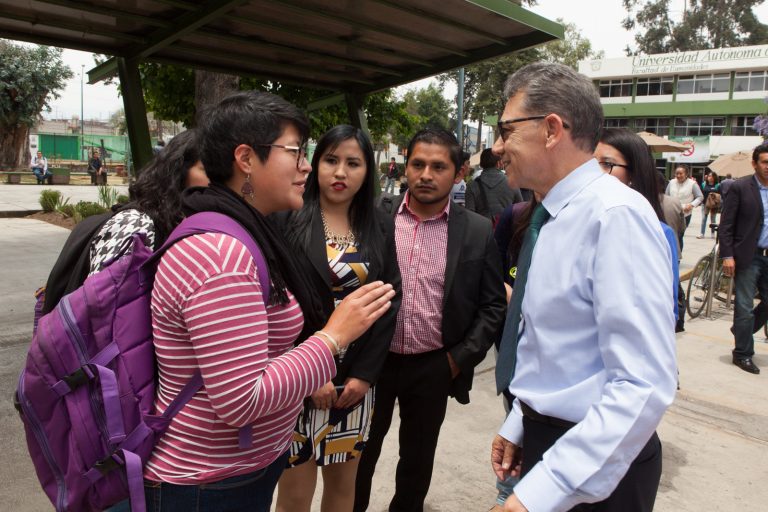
left=0, top=182, right=128, bottom=216
left=0, top=183, right=766, bottom=511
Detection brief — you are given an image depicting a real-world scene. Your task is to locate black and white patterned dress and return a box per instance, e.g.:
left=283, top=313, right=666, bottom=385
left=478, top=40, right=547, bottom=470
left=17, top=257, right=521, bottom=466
left=88, top=209, right=155, bottom=276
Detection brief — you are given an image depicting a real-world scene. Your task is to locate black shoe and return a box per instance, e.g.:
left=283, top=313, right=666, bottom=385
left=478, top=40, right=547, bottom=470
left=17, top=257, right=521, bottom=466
left=733, top=357, right=760, bottom=374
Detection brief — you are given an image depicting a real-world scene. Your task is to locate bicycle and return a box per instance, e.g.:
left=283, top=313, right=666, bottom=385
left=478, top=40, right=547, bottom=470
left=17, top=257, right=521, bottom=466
left=686, top=224, right=733, bottom=318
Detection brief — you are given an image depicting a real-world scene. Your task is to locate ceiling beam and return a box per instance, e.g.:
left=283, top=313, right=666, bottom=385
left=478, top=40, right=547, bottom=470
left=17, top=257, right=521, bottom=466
left=31, top=0, right=170, bottom=28
left=0, top=10, right=145, bottom=43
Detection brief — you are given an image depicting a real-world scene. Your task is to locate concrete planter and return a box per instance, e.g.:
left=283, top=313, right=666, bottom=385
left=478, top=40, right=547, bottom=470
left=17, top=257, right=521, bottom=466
left=5, top=173, right=21, bottom=184
left=50, top=168, right=70, bottom=185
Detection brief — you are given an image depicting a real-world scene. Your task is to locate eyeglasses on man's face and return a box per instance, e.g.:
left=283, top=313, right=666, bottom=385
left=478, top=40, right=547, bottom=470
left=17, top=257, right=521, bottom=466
left=497, top=114, right=571, bottom=142
left=258, top=144, right=308, bottom=167
left=598, top=161, right=630, bottom=174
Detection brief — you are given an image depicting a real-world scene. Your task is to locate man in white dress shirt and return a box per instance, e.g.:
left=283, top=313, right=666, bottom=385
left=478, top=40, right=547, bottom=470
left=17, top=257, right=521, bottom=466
left=490, top=63, right=677, bottom=512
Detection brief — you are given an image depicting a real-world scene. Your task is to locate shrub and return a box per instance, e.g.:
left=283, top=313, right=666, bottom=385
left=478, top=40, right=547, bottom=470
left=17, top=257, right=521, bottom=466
left=116, top=194, right=130, bottom=205
left=97, top=185, right=119, bottom=209
left=57, top=204, right=76, bottom=218
left=39, top=189, right=62, bottom=212
left=74, top=201, right=108, bottom=219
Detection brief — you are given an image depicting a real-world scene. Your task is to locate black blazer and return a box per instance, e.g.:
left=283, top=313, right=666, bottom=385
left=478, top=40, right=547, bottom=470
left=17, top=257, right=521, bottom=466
left=719, top=175, right=764, bottom=271
left=380, top=195, right=507, bottom=404
left=274, top=209, right=402, bottom=386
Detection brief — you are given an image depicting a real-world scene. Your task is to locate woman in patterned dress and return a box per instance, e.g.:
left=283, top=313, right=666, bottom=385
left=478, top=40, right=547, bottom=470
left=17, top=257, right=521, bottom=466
left=275, top=125, right=402, bottom=512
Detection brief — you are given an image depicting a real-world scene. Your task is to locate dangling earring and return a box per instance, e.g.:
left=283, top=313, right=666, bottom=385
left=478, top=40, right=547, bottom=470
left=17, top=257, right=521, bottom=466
left=241, top=173, right=254, bottom=199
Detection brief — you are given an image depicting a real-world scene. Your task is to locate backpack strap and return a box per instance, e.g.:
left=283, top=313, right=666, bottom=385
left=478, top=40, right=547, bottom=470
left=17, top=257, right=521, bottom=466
left=145, top=212, right=271, bottom=449
left=148, top=212, right=270, bottom=304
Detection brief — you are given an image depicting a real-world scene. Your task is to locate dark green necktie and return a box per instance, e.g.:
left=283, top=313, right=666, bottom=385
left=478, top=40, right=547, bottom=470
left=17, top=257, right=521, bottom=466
left=495, top=203, right=551, bottom=394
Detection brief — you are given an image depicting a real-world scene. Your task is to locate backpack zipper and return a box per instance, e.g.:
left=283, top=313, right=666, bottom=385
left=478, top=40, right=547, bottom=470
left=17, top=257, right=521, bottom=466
left=59, top=296, right=112, bottom=448
left=18, top=370, right=67, bottom=511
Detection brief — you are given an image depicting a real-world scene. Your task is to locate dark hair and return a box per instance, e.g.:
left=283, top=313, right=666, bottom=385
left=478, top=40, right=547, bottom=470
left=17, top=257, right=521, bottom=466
left=674, top=163, right=690, bottom=176
left=288, top=125, right=384, bottom=266
left=198, top=91, right=309, bottom=184
left=405, top=128, right=462, bottom=174
left=599, top=128, right=664, bottom=223
left=503, top=62, right=603, bottom=152
left=656, top=171, right=668, bottom=192
left=462, top=150, right=471, bottom=163
left=706, top=171, right=719, bottom=184
left=509, top=197, right=539, bottom=264
left=480, top=148, right=498, bottom=169
left=753, top=143, right=768, bottom=163
left=130, top=129, right=200, bottom=245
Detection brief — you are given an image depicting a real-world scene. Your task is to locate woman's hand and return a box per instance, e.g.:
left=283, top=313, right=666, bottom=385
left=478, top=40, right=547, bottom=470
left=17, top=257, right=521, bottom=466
left=322, top=281, right=396, bottom=349
left=335, top=378, right=370, bottom=409
left=311, top=381, right=338, bottom=410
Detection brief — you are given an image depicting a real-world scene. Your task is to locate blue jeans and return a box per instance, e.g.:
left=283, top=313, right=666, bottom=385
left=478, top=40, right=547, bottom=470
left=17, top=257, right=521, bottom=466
left=110, top=451, right=288, bottom=512
left=384, top=177, right=396, bottom=194
left=700, top=208, right=718, bottom=235
left=733, top=254, right=768, bottom=358
left=32, top=167, right=51, bottom=183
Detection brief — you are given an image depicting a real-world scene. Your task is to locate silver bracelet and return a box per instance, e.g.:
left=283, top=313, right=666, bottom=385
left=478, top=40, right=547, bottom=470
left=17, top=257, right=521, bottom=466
left=315, top=330, right=341, bottom=354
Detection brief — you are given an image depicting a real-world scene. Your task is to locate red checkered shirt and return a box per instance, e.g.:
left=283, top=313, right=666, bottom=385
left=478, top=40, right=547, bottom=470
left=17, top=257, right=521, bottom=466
left=390, top=193, right=450, bottom=354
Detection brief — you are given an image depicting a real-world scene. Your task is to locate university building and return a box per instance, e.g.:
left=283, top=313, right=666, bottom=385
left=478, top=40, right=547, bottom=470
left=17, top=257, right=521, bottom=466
left=579, top=45, right=767, bottom=177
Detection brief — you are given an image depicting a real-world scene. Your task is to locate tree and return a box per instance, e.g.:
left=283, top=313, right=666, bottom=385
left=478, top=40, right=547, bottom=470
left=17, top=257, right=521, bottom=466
left=438, top=20, right=601, bottom=147
left=622, top=0, right=768, bottom=54
left=0, top=41, right=72, bottom=169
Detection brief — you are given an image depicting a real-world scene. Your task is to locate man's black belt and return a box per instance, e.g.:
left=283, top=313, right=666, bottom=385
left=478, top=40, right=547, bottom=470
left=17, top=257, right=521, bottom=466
left=757, top=247, right=768, bottom=257
left=520, top=402, right=575, bottom=429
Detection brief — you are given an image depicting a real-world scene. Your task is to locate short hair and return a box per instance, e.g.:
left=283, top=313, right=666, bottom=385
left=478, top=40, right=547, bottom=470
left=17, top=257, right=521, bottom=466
left=480, top=148, right=498, bottom=169
left=405, top=128, right=462, bottom=174
left=753, top=143, right=768, bottom=163
left=503, top=62, right=603, bottom=152
left=197, top=91, right=309, bottom=184
left=391, top=156, right=396, bottom=161
left=462, top=150, right=471, bottom=163
left=674, top=163, right=690, bottom=176
left=599, top=128, right=663, bottom=222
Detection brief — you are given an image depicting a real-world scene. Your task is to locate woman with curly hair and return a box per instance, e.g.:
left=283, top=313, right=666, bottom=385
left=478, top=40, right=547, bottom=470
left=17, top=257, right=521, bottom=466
left=87, top=129, right=208, bottom=273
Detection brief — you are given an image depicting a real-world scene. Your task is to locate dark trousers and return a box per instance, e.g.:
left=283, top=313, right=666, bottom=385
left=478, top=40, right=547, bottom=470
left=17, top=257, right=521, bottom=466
left=354, top=350, right=453, bottom=512
left=521, top=416, right=662, bottom=512
left=678, top=214, right=692, bottom=253
left=732, top=254, right=768, bottom=358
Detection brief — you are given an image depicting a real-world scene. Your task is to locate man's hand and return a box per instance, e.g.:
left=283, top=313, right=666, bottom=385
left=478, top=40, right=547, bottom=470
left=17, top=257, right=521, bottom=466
left=491, top=435, right=522, bottom=481
left=722, top=258, right=735, bottom=277
left=503, top=494, right=529, bottom=512
left=335, top=377, right=370, bottom=409
left=447, top=353, right=460, bottom=379
left=311, top=381, right=337, bottom=410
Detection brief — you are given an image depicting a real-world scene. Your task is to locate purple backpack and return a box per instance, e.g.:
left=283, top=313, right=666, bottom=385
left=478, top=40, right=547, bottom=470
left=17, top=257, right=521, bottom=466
left=15, top=212, right=269, bottom=512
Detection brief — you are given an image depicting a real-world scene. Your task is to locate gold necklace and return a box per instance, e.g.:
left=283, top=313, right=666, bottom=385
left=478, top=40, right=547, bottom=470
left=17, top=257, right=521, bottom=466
left=320, top=209, right=356, bottom=246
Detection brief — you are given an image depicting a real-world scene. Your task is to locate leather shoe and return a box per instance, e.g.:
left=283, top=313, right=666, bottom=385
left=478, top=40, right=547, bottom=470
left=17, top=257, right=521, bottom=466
left=733, top=357, right=760, bottom=374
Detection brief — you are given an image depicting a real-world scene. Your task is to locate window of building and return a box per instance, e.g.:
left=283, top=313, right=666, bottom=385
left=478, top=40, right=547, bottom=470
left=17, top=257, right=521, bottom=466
left=604, top=118, right=629, bottom=128
left=598, top=79, right=633, bottom=98
left=634, top=118, right=671, bottom=136
left=731, top=116, right=758, bottom=136
left=674, top=117, right=726, bottom=136
left=677, top=73, right=730, bottom=95
left=734, top=71, right=768, bottom=92
left=636, top=77, right=674, bottom=96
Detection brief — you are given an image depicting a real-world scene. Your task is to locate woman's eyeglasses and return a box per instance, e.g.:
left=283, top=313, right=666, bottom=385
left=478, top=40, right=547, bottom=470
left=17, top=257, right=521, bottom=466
left=598, top=161, right=630, bottom=174
left=258, top=144, right=308, bottom=167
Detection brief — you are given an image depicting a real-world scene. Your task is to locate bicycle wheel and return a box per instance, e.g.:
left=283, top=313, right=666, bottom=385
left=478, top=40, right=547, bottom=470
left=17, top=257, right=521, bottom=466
left=687, top=255, right=712, bottom=318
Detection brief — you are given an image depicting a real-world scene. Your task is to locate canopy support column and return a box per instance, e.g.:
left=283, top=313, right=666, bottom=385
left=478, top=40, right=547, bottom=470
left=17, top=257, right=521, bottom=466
left=117, top=57, right=153, bottom=174
left=345, top=93, right=369, bottom=134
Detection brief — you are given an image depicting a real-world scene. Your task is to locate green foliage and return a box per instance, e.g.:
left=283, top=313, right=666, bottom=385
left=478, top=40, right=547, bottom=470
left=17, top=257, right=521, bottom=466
left=97, top=185, right=119, bottom=209
left=139, top=63, right=196, bottom=127
left=437, top=21, right=601, bottom=129
left=74, top=201, right=108, bottom=219
left=622, top=0, right=768, bottom=54
left=39, top=189, right=63, bottom=213
left=0, top=41, right=73, bottom=168
left=57, top=203, right=76, bottom=218
left=116, top=194, right=130, bottom=204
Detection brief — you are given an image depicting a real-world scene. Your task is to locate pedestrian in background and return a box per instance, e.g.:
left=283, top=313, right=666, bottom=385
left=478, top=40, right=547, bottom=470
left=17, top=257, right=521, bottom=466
left=698, top=171, right=720, bottom=238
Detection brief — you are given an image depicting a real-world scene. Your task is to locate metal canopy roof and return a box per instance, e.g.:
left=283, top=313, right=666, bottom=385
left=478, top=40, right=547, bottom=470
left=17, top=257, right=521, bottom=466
left=0, top=0, right=563, bottom=94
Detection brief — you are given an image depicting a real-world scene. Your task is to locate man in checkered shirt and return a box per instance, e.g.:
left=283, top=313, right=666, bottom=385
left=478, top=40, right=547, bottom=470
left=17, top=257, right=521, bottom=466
left=355, top=128, right=507, bottom=512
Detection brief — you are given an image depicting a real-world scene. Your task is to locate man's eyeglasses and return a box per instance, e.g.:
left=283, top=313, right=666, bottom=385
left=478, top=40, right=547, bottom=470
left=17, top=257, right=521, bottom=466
left=598, top=161, right=630, bottom=174
left=258, top=144, right=308, bottom=167
left=497, top=114, right=571, bottom=141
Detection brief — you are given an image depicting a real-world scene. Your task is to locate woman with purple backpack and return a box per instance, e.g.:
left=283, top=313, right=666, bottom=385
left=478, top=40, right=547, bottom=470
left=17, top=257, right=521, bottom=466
left=142, top=92, right=396, bottom=511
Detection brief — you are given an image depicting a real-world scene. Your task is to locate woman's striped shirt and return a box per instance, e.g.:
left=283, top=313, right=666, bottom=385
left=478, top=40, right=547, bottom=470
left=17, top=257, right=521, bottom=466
left=145, top=232, right=335, bottom=484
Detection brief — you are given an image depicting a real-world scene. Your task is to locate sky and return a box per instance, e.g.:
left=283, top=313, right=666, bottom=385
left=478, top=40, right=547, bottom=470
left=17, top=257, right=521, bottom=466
left=42, top=0, right=768, bottom=121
